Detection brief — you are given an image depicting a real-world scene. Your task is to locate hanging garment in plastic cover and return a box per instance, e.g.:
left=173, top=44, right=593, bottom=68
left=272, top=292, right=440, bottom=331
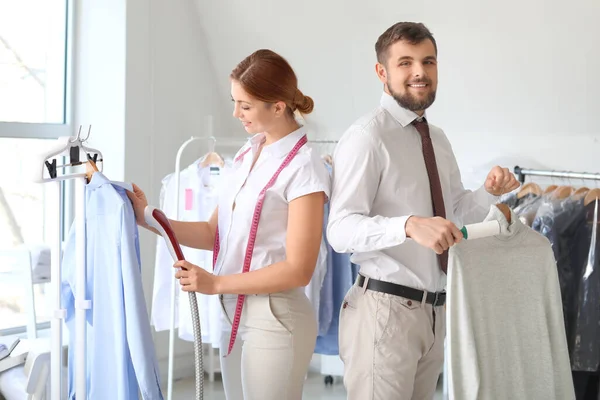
left=513, top=192, right=544, bottom=226
left=499, top=191, right=519, bottom=208
left=531, top=196, right=584, bottom=342
left=499, top=191, right=538, bottom=210
left=568, top=198, right=600, bottom=372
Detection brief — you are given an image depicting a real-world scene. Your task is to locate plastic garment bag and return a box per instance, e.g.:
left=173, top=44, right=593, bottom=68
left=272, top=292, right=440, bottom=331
left=569, top=198, right=600, bottom=372
left=532, top=197, right=584, bottom=340
left=500, top=191, right=538, bottom=210
left=531, top=195, right=600, bottom=372
left=499, top=191, right=519, bottom=208
left=513, top=193, right=545, bottom=226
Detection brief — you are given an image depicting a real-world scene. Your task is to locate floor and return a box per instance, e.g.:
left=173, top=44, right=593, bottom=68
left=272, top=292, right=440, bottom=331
left=172, top=373, right=445, bottom=399
left=0, top=370, right=444, bottom=400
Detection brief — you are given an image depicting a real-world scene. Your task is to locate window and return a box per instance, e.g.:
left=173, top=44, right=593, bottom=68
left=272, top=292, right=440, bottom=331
left=0, top=138, right=57, bottom=332
left=0, top=0, right=71, bottom=335
left=0, top=0, right=68, bottom=124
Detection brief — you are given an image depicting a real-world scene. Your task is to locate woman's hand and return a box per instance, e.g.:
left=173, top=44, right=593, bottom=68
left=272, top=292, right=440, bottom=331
left=126, top=183, right=149, bottom=228
left=174, top=261, right=220, bottom=295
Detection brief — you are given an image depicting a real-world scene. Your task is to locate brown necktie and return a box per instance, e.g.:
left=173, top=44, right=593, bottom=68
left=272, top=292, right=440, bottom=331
left=413, top=118, right=448, bottom=274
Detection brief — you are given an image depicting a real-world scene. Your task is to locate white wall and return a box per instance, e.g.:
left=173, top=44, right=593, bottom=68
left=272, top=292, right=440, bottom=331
left=194, top=0, right=600, bottom=188
left=146, top=0, right=232, bottom=374
left=72, top=0, right=126, bottom=180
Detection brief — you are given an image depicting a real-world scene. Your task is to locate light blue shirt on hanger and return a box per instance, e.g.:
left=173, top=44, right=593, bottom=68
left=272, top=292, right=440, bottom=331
left=61, top=172, right=163, bottom=400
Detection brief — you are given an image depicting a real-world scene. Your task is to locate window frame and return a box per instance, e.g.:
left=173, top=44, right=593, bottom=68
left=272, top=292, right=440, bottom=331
left=0, top=122, right=72, bottom=139
left=0, top=0, right=74, bottom=336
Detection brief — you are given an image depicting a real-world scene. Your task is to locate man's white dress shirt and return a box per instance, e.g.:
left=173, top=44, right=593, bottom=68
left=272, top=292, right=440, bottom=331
left=327, top=92, right=497, bottom=292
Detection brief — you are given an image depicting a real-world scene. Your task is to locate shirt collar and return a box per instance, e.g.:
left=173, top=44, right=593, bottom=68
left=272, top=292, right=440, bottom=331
left=380, top=92, right=428, bottom=128
left=257, top=125, right=307, bottom=158
left=87, top=172, right=133, bottom=192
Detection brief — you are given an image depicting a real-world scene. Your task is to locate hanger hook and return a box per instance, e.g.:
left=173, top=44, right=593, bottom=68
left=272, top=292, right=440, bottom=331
left=70, top=125, right=83, bottom=143
left=81, top=125, right=92, bottom=142
left=209, top=136, right=216, bottom=153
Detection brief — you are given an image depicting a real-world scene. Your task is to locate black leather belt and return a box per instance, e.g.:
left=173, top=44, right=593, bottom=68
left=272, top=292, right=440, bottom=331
left=357, top=274, right=446, bottom=307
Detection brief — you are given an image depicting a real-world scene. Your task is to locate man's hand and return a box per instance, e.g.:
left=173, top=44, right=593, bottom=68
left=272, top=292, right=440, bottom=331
left=405, top=216, right=463, bottom=254
left=485, top=166, right=520, bottom=196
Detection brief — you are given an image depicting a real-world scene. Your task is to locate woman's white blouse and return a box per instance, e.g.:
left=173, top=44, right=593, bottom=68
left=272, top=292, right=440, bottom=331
left=214, top=126, right=331, bottom=276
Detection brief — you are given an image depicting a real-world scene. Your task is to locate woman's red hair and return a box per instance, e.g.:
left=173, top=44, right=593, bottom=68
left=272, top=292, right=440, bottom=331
left=230, top=49, right=314, bottom=115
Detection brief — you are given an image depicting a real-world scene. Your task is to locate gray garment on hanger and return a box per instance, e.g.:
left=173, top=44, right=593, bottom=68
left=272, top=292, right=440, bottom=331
left=447, top=205, right=575, bottom=400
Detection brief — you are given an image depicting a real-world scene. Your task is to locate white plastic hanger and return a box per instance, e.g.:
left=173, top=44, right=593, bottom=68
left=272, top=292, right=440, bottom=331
left=33, top=125, right=103, bottom=183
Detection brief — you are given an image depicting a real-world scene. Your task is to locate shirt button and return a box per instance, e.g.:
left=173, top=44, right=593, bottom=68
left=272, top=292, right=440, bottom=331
left=342, top=302, right=348, bottom=309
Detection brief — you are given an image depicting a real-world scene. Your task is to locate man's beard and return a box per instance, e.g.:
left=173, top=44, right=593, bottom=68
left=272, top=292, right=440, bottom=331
left=388, top=79, right=436, bottom=112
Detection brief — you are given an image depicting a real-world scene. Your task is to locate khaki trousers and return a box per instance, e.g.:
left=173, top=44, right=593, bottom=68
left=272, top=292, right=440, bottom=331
left=339, top=280, right=446, bottom=400
left=219, top=288, right=317, bottom=400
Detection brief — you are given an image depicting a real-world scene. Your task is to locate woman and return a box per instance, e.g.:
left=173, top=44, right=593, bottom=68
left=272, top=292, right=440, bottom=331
left=127, top=49, right=330, bottom=400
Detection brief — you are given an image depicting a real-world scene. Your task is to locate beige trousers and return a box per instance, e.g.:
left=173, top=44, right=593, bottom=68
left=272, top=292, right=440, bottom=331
left=219, top=288, right=317, bottom=400
left=339, top=280, right=446, bottom=400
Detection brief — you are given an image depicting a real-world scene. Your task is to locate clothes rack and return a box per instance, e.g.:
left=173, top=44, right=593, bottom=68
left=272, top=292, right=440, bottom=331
left=513, top=165, right=600, bottom=399
left=514, top=166, right=600, bottom=183
left=166, top=130, right=247, bottom=400
left=33, top=126, right=103, bottom=400
left=308, top=139, right=338, bottom=144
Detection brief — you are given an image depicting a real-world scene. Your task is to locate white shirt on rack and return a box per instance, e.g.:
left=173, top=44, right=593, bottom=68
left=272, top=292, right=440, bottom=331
left=327, top=92, right=497, bottom=292
left=151, top=158, right=226, bottom=346
left=214, top=127, right=331, bottom=283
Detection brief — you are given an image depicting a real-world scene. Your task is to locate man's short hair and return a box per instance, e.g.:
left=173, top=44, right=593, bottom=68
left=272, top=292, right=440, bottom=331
left=375, top=22, right=437, bottom=65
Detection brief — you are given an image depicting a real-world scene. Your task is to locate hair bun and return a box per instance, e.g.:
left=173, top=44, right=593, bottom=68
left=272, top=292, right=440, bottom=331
left=295, top=91, right=314, bottom=114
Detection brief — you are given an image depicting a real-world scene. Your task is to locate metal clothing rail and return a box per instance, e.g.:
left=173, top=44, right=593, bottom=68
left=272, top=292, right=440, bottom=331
left=308, top=139, right=338, bottom=144
left=514, top=166, right=600, bottom=184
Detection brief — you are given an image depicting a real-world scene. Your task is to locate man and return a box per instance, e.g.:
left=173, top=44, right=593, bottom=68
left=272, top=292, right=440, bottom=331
left=327, top=22, right=520, bottom=400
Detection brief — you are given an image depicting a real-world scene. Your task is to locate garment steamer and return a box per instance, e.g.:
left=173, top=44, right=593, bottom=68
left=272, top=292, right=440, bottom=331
left=144, top=206, right=204, bottom=400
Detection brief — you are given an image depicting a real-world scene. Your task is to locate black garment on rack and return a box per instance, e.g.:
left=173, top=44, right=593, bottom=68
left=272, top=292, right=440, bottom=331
left=568, top=200, right=600, bottom=373
left=573, top=371, right=599, bottom=400
left=532, top=197, right=585, bottom=338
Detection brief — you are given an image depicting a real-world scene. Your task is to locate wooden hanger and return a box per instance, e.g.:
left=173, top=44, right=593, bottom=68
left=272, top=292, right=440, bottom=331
left=322, top=154, right=333, bottom=166
left=85, top=159, right=99, bottom=183
left=543, top=184, right=558, bottom=195
left=200, top=137, right=225, bottom=168
left=552, top=185, right=573, bottom=200
left=495, top=203, right=511, bottom=223
left=200, top=152, right=224, bottom=168
left=584, top=188, right=600, bottom=206
left=572, top=186, right=590, bottom=199
left=517, top=182, right=542, bottom=199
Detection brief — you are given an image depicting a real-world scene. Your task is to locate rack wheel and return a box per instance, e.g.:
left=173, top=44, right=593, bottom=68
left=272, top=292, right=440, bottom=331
left=324, top=375, right=334, bottom=386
